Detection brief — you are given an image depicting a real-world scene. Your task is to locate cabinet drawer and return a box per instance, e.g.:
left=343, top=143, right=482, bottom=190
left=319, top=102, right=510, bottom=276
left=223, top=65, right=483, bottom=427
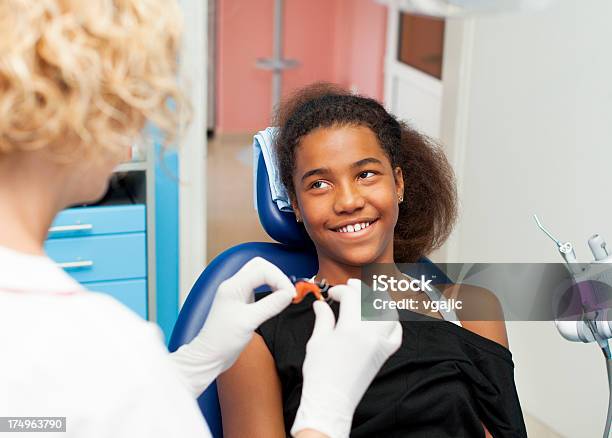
left=45, top=234, right=146, bottom=283
left=85, top=279, right=147, bottom=319
left=48, top=205, right=145, bottom=239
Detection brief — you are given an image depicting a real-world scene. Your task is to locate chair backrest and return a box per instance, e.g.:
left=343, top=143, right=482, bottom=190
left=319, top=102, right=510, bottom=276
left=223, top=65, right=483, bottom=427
left=168, top=151, right=450, bottom=437
left=254, top=153, right=313, bottom=248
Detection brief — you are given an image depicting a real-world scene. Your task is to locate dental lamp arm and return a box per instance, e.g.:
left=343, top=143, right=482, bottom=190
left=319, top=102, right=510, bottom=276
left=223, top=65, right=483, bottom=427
left=374, top=0, right=554, bottom=17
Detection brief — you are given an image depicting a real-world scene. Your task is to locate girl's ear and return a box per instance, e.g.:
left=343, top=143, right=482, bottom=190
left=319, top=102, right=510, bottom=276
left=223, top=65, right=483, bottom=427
left=394, top=167, right=404, bottom=202
left=291, top=197, right=302, bottom=222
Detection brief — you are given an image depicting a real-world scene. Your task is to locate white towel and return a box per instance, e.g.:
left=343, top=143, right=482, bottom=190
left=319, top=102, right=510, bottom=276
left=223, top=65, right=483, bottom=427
left=253, top=127, right=293, bottom=212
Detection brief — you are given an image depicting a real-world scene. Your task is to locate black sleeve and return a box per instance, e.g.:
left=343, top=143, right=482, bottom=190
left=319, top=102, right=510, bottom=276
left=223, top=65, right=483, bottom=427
left=424, top=322, right=528, bottom=438
left=461, top=340, right=528, bottom=438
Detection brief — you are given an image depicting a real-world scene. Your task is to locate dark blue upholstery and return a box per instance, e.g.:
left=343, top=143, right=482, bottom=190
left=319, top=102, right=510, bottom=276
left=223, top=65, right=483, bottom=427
left=168, top=146, right=450, bottom=437
left=255, top=153, right=313, bottom=248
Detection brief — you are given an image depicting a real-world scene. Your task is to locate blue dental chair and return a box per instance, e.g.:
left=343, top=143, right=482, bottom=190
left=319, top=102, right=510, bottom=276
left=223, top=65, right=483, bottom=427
left=168, top=153, right=450, bottom=437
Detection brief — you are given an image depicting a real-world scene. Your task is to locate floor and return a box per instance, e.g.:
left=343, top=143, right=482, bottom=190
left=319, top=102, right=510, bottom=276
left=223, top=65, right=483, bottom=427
left=524, top=413, right=564, bottom=438
left=206, top=133, right=273, bottom=262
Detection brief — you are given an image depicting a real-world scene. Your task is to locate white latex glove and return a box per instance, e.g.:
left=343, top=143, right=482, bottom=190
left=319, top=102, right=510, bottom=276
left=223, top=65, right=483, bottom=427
left=291, top=279, right=403, bottom=438
left=170, top=257, right=295, bottom=397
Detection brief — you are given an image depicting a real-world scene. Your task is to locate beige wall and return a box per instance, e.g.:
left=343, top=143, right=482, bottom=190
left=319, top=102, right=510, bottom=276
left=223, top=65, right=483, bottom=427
left=442, top=1, right=612, bottom=436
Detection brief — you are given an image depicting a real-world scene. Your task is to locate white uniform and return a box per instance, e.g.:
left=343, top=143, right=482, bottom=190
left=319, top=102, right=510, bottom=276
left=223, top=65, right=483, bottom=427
left=0, top=245, right=212, bottom=438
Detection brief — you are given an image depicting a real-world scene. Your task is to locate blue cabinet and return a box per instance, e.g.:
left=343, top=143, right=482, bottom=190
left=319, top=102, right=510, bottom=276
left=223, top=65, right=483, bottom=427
left=47, top=205, right=146, bottom=238
left=45, top=233, right=146, bottom=283
left=43, top=151, right=180, bottom=344
left=45, top=204, right=148, bottom=319
left=86, top=279, right=148, bottom=319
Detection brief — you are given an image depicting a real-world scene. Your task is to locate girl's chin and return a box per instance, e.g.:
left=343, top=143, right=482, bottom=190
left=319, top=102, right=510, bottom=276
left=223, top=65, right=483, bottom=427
left=314, top=237, right=393, bottom=268
left=330, top=249, right=386, bottom=268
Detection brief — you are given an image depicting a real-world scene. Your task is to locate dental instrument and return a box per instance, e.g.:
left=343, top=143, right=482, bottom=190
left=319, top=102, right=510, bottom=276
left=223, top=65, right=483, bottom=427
left=290, top=276, right=331, bottom=304
left=534, top=214, right=612, bottom=438
left=533, top=215, right=580, bottom=273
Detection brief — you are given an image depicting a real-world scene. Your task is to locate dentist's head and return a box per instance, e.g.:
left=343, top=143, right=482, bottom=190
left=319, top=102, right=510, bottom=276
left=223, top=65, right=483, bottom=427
left=0, top=0, right=185, bottom=212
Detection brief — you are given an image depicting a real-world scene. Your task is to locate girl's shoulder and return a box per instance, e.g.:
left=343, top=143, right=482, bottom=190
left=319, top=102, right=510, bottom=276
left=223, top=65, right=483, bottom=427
left=432, top=282, right=511, bottom=357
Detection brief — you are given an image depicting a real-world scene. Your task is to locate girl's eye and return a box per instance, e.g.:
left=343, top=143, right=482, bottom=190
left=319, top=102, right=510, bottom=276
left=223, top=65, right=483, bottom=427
left=310, top=180, right=330, bottom=190
left=359, top=171, right=377, bottom=179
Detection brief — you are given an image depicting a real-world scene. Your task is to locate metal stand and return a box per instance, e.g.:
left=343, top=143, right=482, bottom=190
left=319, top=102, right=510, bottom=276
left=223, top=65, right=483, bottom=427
left=605, top=358, right=612, bottom=437
left=255, top=0, right=299, bottom=111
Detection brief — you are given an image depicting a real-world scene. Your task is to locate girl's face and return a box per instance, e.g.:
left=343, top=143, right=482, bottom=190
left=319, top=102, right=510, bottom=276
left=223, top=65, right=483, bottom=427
left=292, top=125, right=404, bottom=268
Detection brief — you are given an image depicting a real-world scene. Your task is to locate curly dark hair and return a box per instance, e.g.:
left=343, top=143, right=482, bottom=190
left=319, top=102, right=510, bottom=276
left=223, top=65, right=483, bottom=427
left=274, top=83, right=458, bottom=262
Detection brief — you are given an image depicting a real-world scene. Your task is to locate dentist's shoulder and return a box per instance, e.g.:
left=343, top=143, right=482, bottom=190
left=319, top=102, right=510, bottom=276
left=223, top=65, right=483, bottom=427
left=0, top=286, right=212, bottom=438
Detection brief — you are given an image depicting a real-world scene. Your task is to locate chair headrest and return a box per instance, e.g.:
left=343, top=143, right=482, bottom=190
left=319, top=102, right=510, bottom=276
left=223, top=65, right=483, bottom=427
left=256, top=153, right=313, bottom=248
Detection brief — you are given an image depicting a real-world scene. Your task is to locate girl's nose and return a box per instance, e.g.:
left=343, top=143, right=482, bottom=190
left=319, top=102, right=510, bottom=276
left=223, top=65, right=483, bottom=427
left=333, top=183, right=365, bottom=214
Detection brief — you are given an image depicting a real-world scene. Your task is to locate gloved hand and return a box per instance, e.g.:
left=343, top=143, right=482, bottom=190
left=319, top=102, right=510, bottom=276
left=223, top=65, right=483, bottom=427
left=170, top=257, right=295, bottom=397
left=291, top=279, right=403, bottom=438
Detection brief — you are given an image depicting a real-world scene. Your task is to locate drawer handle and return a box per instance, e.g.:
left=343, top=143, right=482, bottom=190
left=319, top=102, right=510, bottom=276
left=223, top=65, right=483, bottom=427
left=49, top=224, right=94, bottom=233
left=58, top=260, right=94, bottom=270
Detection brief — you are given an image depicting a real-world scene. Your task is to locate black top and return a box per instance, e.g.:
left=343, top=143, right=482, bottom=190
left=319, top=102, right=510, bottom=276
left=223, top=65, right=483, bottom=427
left=255, top=293, right=527, bottom=438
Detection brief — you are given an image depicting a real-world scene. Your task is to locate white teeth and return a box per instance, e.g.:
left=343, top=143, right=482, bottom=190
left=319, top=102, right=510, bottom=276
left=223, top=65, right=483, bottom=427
left=336, top=221, right=373, bottom=233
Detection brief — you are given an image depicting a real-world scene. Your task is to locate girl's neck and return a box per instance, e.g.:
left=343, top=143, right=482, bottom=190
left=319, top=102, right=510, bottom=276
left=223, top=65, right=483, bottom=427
left=314, top=262, right=361, bottom=286
left=314, top=253, right=401, bottom=287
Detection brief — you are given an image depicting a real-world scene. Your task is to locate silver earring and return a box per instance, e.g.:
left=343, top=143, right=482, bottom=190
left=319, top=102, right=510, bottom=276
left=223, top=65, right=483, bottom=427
left=398, top=194, right=404, bottom=204
left=296, top=217, right=301, bottom=223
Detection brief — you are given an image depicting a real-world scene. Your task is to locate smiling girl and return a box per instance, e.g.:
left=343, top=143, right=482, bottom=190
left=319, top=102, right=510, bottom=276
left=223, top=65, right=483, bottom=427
left=217, top=84, right=527, bottom=437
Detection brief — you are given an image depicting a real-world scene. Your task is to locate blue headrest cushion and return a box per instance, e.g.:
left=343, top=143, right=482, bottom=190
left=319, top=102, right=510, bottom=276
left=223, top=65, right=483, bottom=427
left=256, top=153, right=313, bottom=248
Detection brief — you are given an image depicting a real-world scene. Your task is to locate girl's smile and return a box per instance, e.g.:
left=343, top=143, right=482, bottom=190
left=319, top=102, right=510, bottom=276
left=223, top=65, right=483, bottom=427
left=329, top=218, right=378, bottom=237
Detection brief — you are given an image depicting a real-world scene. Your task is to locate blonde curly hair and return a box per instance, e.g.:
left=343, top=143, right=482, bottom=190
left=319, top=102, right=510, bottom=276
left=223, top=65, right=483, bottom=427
left=0, top=0, right=185, bottom=162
